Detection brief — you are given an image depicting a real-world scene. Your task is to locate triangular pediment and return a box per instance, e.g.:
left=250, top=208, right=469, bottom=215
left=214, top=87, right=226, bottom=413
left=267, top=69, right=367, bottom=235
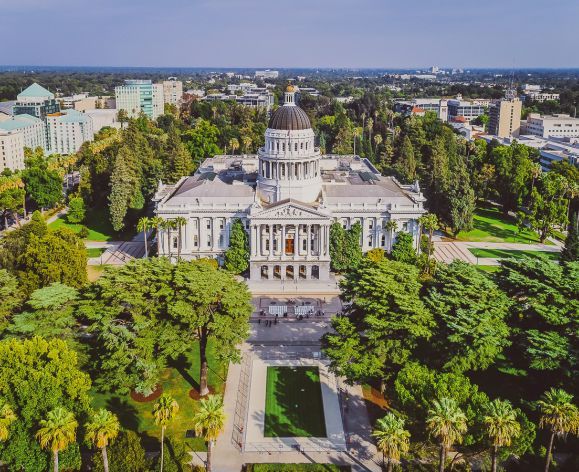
left=251, top=199, right=330, bottom=219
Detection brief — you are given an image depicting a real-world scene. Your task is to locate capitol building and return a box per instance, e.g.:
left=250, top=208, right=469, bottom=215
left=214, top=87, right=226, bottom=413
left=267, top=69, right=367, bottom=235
left=154, top=86, right=426, bottom=282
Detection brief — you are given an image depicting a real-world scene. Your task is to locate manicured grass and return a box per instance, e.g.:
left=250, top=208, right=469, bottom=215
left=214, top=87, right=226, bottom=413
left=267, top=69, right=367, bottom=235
left=246, top=465, right=351, bottom=471
left=86, top=247, right=106, bottom=258
left=454, top=205, right=547, bottom=244
left=48, top=207, right=120, bottom=241
left=90, top=339, right=227, bottom=451
left=264, top=366, right=326, bottom=438
left=468, top=248, right=559, bottom=261
left=476, top=265, right=501, bottom=273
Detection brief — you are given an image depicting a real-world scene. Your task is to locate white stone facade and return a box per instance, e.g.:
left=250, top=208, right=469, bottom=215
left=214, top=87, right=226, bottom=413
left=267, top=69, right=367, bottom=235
left=0, top=129, right=25, bottom=171
left=155, top=88, right=426, bottom=283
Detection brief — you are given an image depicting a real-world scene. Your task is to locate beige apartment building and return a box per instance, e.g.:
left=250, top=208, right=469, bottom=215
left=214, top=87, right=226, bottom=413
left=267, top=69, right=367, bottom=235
left=0, top=129, right=25, bottom=171
left=162, top=80, right=183, bottom=106
left=488, top=95, right=522, bottom=138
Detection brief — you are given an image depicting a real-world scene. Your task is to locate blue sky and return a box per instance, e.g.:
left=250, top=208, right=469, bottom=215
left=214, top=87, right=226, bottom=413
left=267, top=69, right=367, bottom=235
left=1, top=0, right=577, bottom=68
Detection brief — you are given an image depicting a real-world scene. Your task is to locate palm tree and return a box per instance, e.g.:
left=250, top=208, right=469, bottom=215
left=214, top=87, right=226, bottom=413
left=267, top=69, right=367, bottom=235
left=174, top=216, right=187, bottom=260
left=137, top=216, right=151, bottom=258
left=85, top=409, right=120, bottom=472
left=419, top=213, right=439, bottom=270
left=161, top=219, right=177, bottom=260
left=36, top=407, right=78, bottom=472
left=229, top=138, right=239, bottom=155
left=353, top=127, right=361, bottom=155
left=372, top=413, right=410, bottom=472
left=242, top=136, right=252, bottom=154
left=191, top=394, right=226, bottom=472
left=0, top=398, right=17, bottom=442
left=484, top=399, right=521, bottom=472
left=151, top=216, right=164, bottom=256
left=385, top=220, right=398, bottom=253
left=366, top=117, right=374, bottom=151
left=426, top=398, right=468, bottom=472
left=538, top=388, right=579, bottom=472
left=153, top=394, right=179, bottom=472
left=374, top=134, right=383, bottom=155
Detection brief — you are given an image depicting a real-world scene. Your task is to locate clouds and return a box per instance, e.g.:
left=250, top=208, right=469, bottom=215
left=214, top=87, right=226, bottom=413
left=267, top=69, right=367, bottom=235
left=0, top=0, right=577, bottom=68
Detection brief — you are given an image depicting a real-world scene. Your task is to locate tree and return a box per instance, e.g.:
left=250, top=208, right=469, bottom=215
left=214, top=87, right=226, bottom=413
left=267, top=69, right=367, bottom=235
left=117, top=109, right=129, bottom=129
left=67, top=196, right=86, bottom=224
left=91, top=430, right=147, bottom=472
left=528, top=172, right=570, bottom=243
left=36, top=407, right=78, bottom=472
left=385, top=220, right=398, bottom=253
left=22, top=166, right=62, bottom=209
left=484, top=399, right=521, bottom=472
left=8, top=283, right=79, bottom=348
left=137, top=216, right=150, bottom=258
left=18, top=228, right=88, bottom=295
left=395, top=136, right=416, bottom=182
left=0, top=337, right=90, bottom=471
left=426, top=397, right=468, bottom=472
left=0, top=398, right=16, bottom=442
left=372, top=413, right=410, bottom=472
left=169, top=261, right=252, bottom=396
left=329, top=222, right=348, bottom=271
left=491, top=143, right=533, bottom=213
left=561, top=211, right=579, bottom=262
left=0, top=269, right=23, bottom=330
left=447, top=164, right=476, bottom=236
left=0, top=176, right=26, bottom=228
left=108, top=145, right=142, bottom=231
left=174, top=216, right=187, bottom=260
left=78, top=258, right=176, bottom=395
left=323, top=259, right=434, bottom=388
left=424, top=261, right=511, bottom=371
left=191, top=394, right=225, bottom=472
left=229, top=138, right=239, bottom=155
left=223, top=218, right=249, bottom=274
left=390, top=231, right=417, bottom=265
left=164, top=129, right=193, bottom=183
left=85, top=409, right=120, bottom=472
left=419, top=213, right=439, bottom=271
left=183, top=119, right=221, bottom=166
left=496, top=258, right=577, bottom=381
left=537, top=388, right=579, bottom=472
left=153, top=394, right=179, bottom=472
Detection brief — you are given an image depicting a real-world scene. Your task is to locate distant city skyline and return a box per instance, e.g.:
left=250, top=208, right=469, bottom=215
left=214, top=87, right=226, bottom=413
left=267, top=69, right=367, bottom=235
left=1, top=0, right=578, bottom=69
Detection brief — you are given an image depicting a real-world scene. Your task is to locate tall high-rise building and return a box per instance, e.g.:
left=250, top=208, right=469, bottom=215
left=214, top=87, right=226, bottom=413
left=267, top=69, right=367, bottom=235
left=488, top=92, right=522, bottom=138
left=13, top=83, right=60, bottom=120
left=162, top=79, right=183, bottom=106
left=115, top=80, right=164, bottom=119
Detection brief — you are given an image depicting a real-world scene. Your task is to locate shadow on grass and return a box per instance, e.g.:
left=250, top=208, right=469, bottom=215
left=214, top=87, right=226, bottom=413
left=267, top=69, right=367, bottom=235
left=171, top=354, right=199, bottom=392
left=105, top=396, right=140, bottom=431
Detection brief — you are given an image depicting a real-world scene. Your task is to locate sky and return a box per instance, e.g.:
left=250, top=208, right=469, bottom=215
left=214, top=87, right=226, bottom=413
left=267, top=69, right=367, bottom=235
left=1, top=0, right=578, bottom=69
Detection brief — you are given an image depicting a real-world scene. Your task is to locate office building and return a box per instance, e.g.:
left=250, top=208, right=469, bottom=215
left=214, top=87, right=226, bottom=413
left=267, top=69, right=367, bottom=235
left=0, top=114, right=47, bottom=151
left=162, top=79, right=183, bottom=106
left=115, top=80, right=164, bottom=119
left=394, top=98, right=448, bottom=121
left=488, top=93, right=522, bottom=138
left=523, top=113, right=579, bottom=138
left=0, top=129, right=25, bottom=171
left=447, top=98, right=486, bottom=122
left=84, top=109, right=120, bottom=132
left=13, top=83, right=60, bottom=120
left=46, top=109, right=94, bottom=155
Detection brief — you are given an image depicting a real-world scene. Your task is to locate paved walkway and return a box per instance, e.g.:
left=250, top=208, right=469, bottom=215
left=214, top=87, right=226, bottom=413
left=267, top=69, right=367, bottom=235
left=434, top=240, right=561, bottom=265
left=208, top=304, right=385, bottom=472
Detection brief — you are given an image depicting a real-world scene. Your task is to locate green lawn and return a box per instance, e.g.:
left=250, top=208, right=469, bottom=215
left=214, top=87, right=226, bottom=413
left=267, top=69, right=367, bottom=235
left=90, top=339, right=227, bottom=451
left=468, top=248, right=559, bottom=261
left=86, top=247, right=106, bottom=258
left=476, top=265, right=501, bottom=273
left=454, top=205, right=548, bottom=244
left=48, top=207, right=124, bottom=241
left=264, top=366, right=326, bottom=438
left=246, top=465, right=351, bottom=471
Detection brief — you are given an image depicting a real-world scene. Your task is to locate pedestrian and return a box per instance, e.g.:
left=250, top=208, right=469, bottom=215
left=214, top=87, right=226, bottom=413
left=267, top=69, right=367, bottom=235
left=258, top=318, right=261, bottom=324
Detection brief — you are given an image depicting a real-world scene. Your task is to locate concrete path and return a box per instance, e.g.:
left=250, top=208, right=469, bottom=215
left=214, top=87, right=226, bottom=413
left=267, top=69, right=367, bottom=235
left=434, top=240, right=561, bottom=265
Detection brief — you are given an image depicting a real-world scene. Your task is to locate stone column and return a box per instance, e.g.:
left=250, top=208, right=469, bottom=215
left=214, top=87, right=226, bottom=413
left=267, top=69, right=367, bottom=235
left=306, top=224, right=311, bottom=257
left=269, top=224, right=274, bottom=257
left=281, top=224, right=286, bottom=257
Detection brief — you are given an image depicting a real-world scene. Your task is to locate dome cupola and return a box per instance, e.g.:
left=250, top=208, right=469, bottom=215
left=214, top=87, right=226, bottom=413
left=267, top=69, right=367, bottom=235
left=267, top=85, right=312, bottom=131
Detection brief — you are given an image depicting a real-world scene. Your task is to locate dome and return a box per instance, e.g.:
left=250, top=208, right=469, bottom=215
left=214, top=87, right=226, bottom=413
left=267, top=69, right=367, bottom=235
left=268, top=105, right=311, bottom=131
